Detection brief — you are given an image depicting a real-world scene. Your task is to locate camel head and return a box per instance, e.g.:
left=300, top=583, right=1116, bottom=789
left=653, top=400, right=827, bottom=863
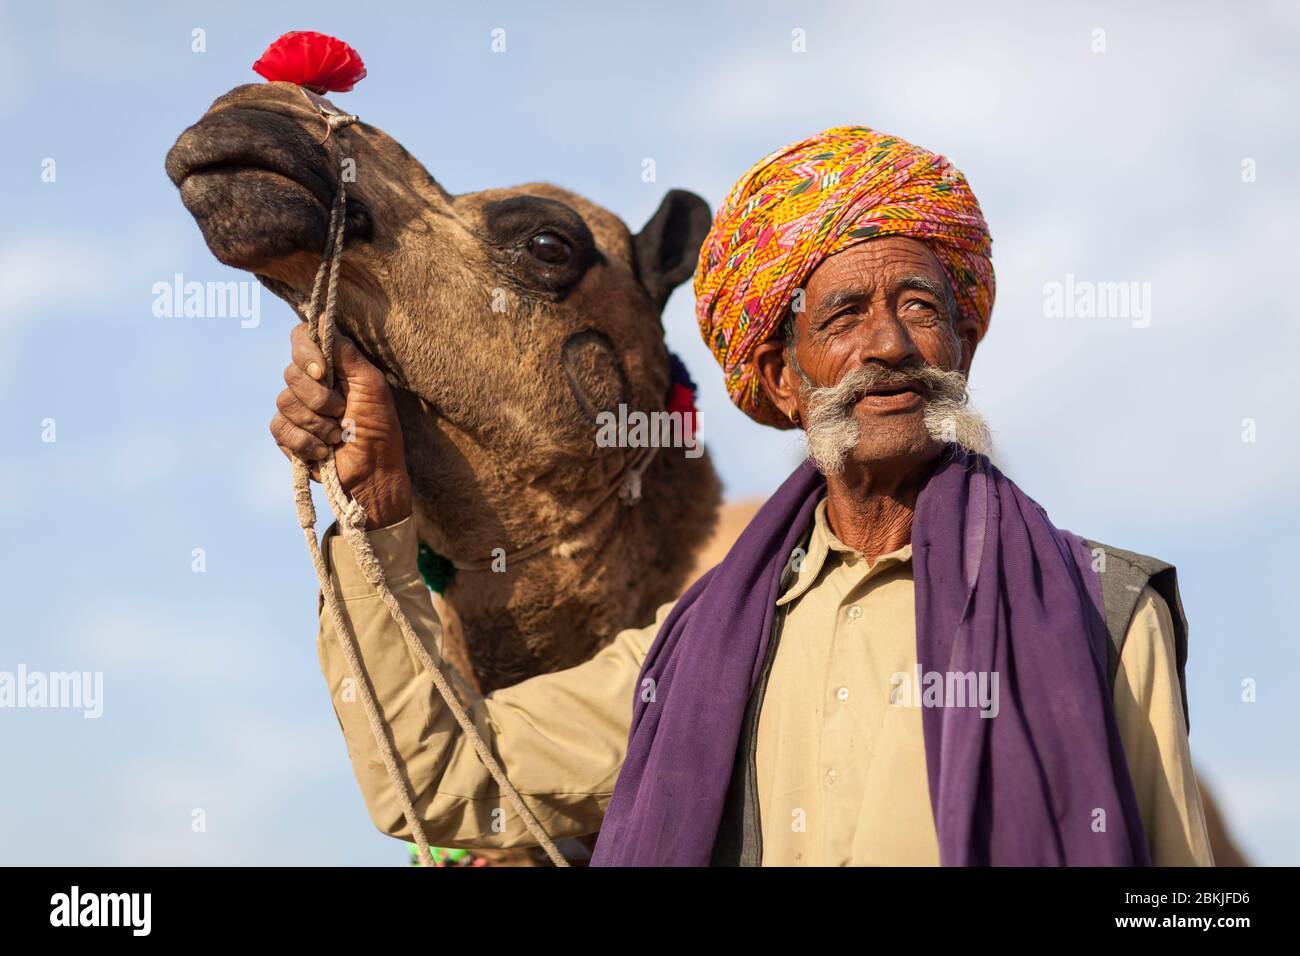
left=166, top=81, right=723, bottom=691
left=165, top=80, right=711, bottom=469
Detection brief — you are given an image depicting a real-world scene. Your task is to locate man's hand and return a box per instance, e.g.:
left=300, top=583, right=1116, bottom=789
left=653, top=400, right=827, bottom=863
left=270, top=323, right=412, bottom=530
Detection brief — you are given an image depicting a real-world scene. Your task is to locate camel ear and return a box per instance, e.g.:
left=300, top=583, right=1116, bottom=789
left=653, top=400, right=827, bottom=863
left=634, top=189, right=712, bottom=311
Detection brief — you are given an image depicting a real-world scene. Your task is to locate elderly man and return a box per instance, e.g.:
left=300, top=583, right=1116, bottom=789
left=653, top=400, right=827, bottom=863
left=272, top=126, right=1212, bottom=866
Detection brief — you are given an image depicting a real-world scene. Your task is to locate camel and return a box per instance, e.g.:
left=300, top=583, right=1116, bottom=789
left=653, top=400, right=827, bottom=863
left=166, top=81, right=722, bottom=701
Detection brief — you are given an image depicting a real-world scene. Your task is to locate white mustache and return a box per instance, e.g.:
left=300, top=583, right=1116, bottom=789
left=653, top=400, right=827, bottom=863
left=798, top=363, right=992, bottom=475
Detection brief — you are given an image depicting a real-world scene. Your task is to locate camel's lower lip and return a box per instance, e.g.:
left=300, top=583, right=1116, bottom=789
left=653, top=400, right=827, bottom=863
left=179, top=163, right=329, bottom=210
left=175, top=165, right=331, bottom=271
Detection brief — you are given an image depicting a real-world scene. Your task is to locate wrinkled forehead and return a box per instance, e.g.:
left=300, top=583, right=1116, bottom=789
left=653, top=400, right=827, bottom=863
left=455, top=183, right=635, bottom=265
left=808, top=237, right=949, bottom=294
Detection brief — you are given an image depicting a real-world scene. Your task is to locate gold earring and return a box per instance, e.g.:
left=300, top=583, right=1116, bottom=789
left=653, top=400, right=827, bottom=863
left=788, top=406, right=800, bottom=427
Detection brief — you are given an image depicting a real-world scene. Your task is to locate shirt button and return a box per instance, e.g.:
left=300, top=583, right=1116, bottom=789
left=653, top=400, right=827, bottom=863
left=836, top=686, right=850, bottom=702
left=846, top=605, right=862, bottom=620
left=825, top=769, right=838, bottom=785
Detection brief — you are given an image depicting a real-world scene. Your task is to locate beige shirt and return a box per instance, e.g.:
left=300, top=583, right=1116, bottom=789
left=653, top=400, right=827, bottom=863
left=755, top=500, right=1213, bottom=866
left=317, top=508, right=1213, bottom=865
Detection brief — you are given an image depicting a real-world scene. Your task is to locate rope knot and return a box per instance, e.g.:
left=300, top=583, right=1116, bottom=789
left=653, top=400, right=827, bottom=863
left=292, top=461, right=318, bottom=528
left=617, top=447, right=658, bottom=506
left=339, top=497, right=369, bottom=531
left=617, top=470, right=643, bottom=505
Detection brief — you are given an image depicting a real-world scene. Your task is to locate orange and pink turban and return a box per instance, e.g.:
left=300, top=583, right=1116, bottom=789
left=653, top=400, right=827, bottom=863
left=694, top=125, right=995, bottom=429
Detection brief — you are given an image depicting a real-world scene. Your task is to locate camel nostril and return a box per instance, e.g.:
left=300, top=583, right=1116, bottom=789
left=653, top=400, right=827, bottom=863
left=342, top=195, right=374, bottom=244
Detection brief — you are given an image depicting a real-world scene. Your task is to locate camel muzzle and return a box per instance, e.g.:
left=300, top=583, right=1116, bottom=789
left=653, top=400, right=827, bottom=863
left=165, top=89, right=373, bottom=271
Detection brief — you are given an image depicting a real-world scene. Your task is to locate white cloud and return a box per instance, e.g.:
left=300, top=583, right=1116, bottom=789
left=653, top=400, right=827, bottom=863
left=1206, top=766, right=1300, bottom=864
left=97, top=716, right=342, bottom=865
left=74, top=603, right=251, bottom=681
left=0, top=236, right=112, bottom=327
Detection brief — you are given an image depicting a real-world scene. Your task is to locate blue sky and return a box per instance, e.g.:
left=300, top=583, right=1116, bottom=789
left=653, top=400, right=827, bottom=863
left=1, top=0, right=1297, bottom=864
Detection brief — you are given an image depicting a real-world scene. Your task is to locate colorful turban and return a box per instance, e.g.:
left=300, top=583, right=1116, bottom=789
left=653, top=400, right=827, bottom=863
left=694, top=125, right=995, bottom=428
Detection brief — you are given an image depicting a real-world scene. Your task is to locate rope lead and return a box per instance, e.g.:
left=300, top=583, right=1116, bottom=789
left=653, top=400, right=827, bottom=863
left=292, top=181, right=568, bottom=868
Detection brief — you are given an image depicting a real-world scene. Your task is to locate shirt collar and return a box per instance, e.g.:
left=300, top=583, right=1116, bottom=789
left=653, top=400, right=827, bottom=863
left=776, top=498, right=913, bottom=606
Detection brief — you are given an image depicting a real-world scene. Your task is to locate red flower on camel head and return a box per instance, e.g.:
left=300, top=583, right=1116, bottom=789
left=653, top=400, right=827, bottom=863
left=252, top=31, right=367, bottom=94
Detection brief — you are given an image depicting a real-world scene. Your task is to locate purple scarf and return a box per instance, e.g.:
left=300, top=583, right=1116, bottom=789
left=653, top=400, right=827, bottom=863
left=591, top=450, right=1150, bottom=866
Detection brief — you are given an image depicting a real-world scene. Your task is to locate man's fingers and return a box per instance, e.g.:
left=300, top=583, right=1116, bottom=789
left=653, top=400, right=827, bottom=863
left=292, top=328, right=388, bottom=397
left=334, top=333, right=387, bottom=388
left=283, top=362, right=347, bottom=417
left=275, top=387, right=343, bottom=444
left=270, top=413, right=330, bottom=461
left=290, top=323, right=327, bottom=382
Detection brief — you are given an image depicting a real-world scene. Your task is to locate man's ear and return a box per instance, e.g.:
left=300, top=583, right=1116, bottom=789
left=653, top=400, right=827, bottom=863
left=753, top=339, right=800, bottom=425
left=633, top=189, right=712, bottom=311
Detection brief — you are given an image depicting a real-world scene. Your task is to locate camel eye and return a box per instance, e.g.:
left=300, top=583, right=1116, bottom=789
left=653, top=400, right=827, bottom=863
left=528, top=231, right=572, bottom=264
